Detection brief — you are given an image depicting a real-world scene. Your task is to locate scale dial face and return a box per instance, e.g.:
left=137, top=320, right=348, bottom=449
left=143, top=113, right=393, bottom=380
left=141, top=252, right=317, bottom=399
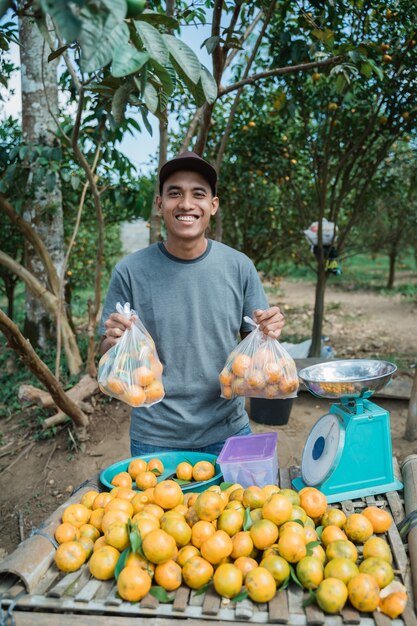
left=301, top=413, right=344, bottom=486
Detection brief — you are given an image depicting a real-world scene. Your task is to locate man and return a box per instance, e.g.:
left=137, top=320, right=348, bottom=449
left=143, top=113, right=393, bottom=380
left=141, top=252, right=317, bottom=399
left=100, top=151, right=285, bottom=456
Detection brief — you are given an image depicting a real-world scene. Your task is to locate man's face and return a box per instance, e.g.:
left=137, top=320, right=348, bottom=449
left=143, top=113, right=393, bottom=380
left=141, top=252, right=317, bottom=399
left=157, top=170, right=219, bottom=243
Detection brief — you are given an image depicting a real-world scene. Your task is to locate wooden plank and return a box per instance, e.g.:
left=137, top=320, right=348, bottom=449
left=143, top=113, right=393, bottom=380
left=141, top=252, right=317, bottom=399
left=139, top=591, right=159, bottom=610
left=32, top=567, right=60, bottom=597
left=104, top=581, right=122, bottom=605
left=1, top=581, right=26, bottom=599
left=287, top=583, right=304, bottom=615
left=234, top=597, right=256, bottom=620
left=92, top=579, right=114, bottom=601
left=305, top=599, right=326, bottom=624
left=201, top=585, right=221, bottom=615
left=372, top=610, right=393, bottom=626
left=402, top=602, right=417, bottom=626
left=340, top=605, right=361, bottom=623
left=46, top=565, right=89, bottom=598
left=74, top=578, right=103, bottom=602
left=172, top=585, right=190, bottom=612
left=268, top=589, right=290, bottom=623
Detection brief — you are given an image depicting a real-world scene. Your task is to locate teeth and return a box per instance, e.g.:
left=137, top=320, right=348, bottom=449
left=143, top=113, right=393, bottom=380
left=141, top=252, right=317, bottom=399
left=177, top=215, right=197, bottom=221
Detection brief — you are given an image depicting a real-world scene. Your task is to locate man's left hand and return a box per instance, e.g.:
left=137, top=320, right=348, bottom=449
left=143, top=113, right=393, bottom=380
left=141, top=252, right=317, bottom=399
left=253, top=306, right=285, bottom=339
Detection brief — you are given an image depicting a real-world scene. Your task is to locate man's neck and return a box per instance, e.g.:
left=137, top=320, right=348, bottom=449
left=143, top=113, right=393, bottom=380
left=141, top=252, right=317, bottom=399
left=163, top=237, right=208, bottom=260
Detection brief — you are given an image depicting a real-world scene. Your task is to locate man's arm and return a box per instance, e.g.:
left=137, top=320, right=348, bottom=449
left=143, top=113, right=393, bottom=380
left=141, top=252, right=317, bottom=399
left=241, top=306, right=285, bottom=340
left=100, top=313, right=135, bottom=355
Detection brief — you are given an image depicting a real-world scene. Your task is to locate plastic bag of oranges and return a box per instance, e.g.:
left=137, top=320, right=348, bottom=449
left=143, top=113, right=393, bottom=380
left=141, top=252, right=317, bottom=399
left=98, top=302, right=165, bottom=407
left=219, top=317, right=299, bottom=400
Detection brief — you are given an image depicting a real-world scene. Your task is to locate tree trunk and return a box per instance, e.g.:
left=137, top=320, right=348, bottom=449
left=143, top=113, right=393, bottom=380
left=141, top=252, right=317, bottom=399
left=0, top=310, right=88, bottom=429
left=149, top=118, right=168, bottom=244
left=387, top=248, right=396, bottom=289
left=19, top=16, right=64, bottom=348
left=405, top=367, right=417, bottom=441
left=309, top=261, right=328, bottom=357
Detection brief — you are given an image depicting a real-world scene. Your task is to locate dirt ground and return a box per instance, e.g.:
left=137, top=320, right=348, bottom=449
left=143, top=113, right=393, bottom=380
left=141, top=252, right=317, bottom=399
left=0, top=278, right=416, bottom=559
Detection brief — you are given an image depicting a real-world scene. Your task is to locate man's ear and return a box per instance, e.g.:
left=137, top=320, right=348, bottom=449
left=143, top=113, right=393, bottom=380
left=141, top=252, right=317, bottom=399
left=211, top=196, right=219, bottom=216
left=156, top=195, right=163, bottom=214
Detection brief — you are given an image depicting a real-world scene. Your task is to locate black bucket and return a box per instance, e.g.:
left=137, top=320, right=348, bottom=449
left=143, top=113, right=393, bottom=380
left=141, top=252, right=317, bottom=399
left=250, top=397, right=294, bottom=426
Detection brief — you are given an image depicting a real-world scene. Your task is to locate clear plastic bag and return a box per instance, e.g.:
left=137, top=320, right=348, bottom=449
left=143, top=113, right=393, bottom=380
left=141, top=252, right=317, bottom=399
left=219, top=317, right=299, bottom=400
left=98, top=302, right=165, bottom=407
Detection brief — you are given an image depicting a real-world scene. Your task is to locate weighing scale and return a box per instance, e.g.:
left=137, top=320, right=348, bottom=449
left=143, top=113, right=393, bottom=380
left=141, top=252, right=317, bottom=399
left=292, top=359, right=403, bottom=504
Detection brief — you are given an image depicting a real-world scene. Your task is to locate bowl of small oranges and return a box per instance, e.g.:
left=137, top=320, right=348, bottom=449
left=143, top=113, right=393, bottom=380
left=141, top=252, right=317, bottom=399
left=100, top=452, right=223, bottom=494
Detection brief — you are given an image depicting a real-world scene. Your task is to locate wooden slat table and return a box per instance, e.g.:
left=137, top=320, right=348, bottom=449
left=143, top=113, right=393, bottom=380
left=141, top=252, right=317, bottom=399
left=0, top=465, right=416, bottom=626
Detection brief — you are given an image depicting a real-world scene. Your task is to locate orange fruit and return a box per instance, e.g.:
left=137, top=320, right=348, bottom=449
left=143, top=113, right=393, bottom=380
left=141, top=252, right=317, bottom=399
left=147, top=458, right=164, bottom=477
left=191, top=520, right=216, bottom=548
left=278, top=488, right=300, bottom=506
left=80, top=490, right=100, bottom=509
left=264, top=362, right=282, bottom=383
left=143, top=503, right=165, bottom=520
left=117, top=566, right=152, bottom=601
left=321, top=508, right=347, bottom=529
left=132, top=516, right=159, bottom=538
left=134, top=366, right=154, bottom=387
left=192, top=461, right=215, bottom=482
left=290, top=505, right=308, bottom=524
left=262, top=493, right=293, bottom=526
left=262, top=485, right=281, bottom=499
left=234, top=556, right=258, bottom=580
left=200, top=529, right=233, bottom=565
left=154, top=559, right=182, bottom=591
left=316, top=577, right=348, bottom=613
left=102, top=510, right=131, bottom=534
left=228, top=487, right=244, bottom=502
left=231, top=353, right=251, bottom=377
left=93, top=492, right=114, bottom=510
left=144, top=380, right=164, bottom=403
left=296, top=556, right=324, bottom=589
left=78, top=536, right=94, bottom=559
left=54, top=541, right=86, bottom=572
left=141, top=528, right=177, bottom=564
left=252, top=347, right=275, bottom=368
left=250, top=508, right=263, bottom=523
left=89, top=508, right=106, bottom=532
left=93, top=535, right=108, bottom=551
left=359, top=557, right=394, bottom=588
left=362, top=506, right=393, bottom=534
left=128, top=458, right=148, bottom=479
left=161, top=515, right=192, bottom=547
left=260, top=555, right=290, bottom=587
left=62, top=503, right=91, bottom=528
left=54, top=522, right=80, bottom=544
left=111, top=472, right=133, bottom=489
left=304, top=525, right=318, bottom=543
left=79, top=523, right=101, bottom=543
left=299, top=487, right=327, bottom=519
left=135, top=471, right=157, bottom=491
left=104, top=522, right=130, bottom=551
left=280, top=521, right=305, bottom=538
left=230, top=531, right=254, bottom=559
left=213, top=563, right=243, bottom=598
left=324, top=557, right=359, bottom=584
left=124, top=385, right=146, bottom=407
left=343, top=513, right=373, bottom=543
left=379, top=588, right=408, bottom=618
left=153, top=480, right=183, bottom=509
left=182, top=555, right=214, bottom=589
left=176, top=462, right=193, bottom=481
left=347, top=573, right=380, bottom=611
left=217, top=508, right=244, bottom=537
left=113, top=487, right=136, bottom=502
left=219, top=369, right=233, bottom=386
left=242, top=485, right=266, bottom=510
left=222, top=386, right=233, bottom=398
left=105, top=497, right=134, bottom=517
left=250, top=519, right=279, bottom=550
left=245, top=566, right=277, bottom=602
left=278, top=531, right=307, bottom=563
left=107, top=377, right=125, bottom=395
left=124, top=551, right=154, bottom=576
left=321, top=525, right=348, bottom=547
left=194, top=491, right=224, bottom=521
left=176, top=545, right=200, bottom=568
left=326, top=539, right=358, bottom=562
left=363, top=536, right=393, bottom=563
left=247, top=371, right=266, bottom=389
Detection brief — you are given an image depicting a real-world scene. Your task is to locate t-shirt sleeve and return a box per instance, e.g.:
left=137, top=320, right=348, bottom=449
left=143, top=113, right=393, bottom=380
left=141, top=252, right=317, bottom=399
left=99, top=266, right=133, bottom=336
left=240, top=260, right=269, bottom=333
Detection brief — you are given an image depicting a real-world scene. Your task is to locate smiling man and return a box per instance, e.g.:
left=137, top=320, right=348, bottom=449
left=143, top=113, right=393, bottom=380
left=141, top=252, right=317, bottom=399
left=100, top=151, right=285, bottom=456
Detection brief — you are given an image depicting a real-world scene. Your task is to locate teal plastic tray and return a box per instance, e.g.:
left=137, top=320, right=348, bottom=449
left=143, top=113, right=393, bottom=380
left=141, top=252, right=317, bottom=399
left=100, top=451, right=223, bottom=493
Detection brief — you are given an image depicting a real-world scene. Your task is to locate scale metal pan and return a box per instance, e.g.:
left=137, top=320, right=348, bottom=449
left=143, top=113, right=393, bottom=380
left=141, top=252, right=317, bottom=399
left=298, top=359, right=397, bottom=399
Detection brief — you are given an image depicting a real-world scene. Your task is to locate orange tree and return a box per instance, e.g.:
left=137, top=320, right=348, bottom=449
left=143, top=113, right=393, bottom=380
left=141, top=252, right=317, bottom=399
left=205, top=0, right=417, bottom=356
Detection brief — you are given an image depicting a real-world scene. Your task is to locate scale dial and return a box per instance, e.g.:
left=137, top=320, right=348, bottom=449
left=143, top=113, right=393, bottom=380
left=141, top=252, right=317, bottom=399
left=301, top=413, right=345, bottom=486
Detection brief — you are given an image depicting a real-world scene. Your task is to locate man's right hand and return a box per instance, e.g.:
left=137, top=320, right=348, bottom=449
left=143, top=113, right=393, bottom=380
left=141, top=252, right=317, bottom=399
left=100, top=313, right=136, bottom=354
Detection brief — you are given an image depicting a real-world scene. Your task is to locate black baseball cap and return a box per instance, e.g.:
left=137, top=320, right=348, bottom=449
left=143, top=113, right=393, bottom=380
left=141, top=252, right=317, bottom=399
left=159, top=151, right=218, bottom=196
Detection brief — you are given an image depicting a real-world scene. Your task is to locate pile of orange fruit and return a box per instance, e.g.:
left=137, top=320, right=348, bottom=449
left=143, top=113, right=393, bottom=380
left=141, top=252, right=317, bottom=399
left=53, top=472, right=407, bottom=619
left=98, top=339, right=164, bottom=407
left=219, top=345, right=299, bottom=400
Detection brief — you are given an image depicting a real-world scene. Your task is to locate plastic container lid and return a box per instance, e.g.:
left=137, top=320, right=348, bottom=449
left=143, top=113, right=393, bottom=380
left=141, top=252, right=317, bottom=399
left=218, top=432, right=278, bottom=463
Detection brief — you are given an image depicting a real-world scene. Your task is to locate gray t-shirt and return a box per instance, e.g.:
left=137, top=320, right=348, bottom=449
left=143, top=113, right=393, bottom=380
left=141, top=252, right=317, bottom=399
left=100, top=240, right=268, bottom=448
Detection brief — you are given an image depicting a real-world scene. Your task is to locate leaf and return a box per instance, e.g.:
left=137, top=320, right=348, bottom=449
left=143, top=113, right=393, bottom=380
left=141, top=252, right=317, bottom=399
left=193, top=581, right=213, bottom=596
left=143, top=82, right=158, bottom=114
left=200, top=65, right=218, bottom=104
left=201, top=35, right=220, bottom=54
left=289, top=564, right=303, bottom=589
left=220, top=482, right=234, bottom=491
left=140, top=107, right=153, bottom=136
left=173, top=477, right=192, bottom=485
left=0, top=0, right=12, bottom=19
left=111, top=44, right=149, bottom=77
left=114, top=547, right=131, bottom=580
left=135, top=21, right=169, bottom=66
left=360, top=62, right=372, bottom=78
left=39, top=0, right=81, bottom=42
left=80, top=21, right=130, bottom=74
left=280, top=575, right=291, bottom=590
left=243, top=507, right=253, bottom=531
left=129, top=525, right=145, bottom=556
left=163, top=33, right=201, bottom=84
left=149, top=586, right=175, bottom=603
left=149, top=60, right=176, bottom=96
left=335, top=73, right=347, bottom=94
left=315, top=525, right=323, bottom=539
left=233, top=589, right=249, bottom=602
left=70, top=175, right=80, bottom=191
left=47, top=45, right=69, bottom=62
left=136, top=9, right=179, bottom=30
left=302, top=589, right=317, bottom=608
left=111, top=82, right=133, bottom=125
left=305, top=541, right=320, bottom=556
left=45, top=171, right=56, bottom=192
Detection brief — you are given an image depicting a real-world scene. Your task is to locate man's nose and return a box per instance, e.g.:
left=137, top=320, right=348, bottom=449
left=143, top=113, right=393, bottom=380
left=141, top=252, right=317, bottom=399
left=178, top=193, right=195, bottom=209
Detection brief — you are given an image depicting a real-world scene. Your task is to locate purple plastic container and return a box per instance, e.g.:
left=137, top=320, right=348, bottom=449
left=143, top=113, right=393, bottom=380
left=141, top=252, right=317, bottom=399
left=217, top=432, right=278, bottom=488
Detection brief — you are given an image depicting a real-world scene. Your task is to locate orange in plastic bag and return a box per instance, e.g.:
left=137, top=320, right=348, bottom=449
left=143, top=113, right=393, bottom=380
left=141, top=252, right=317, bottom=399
left=98, top=302, right=165, bottom=407
left=219, top=317, right=299, bottom=400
